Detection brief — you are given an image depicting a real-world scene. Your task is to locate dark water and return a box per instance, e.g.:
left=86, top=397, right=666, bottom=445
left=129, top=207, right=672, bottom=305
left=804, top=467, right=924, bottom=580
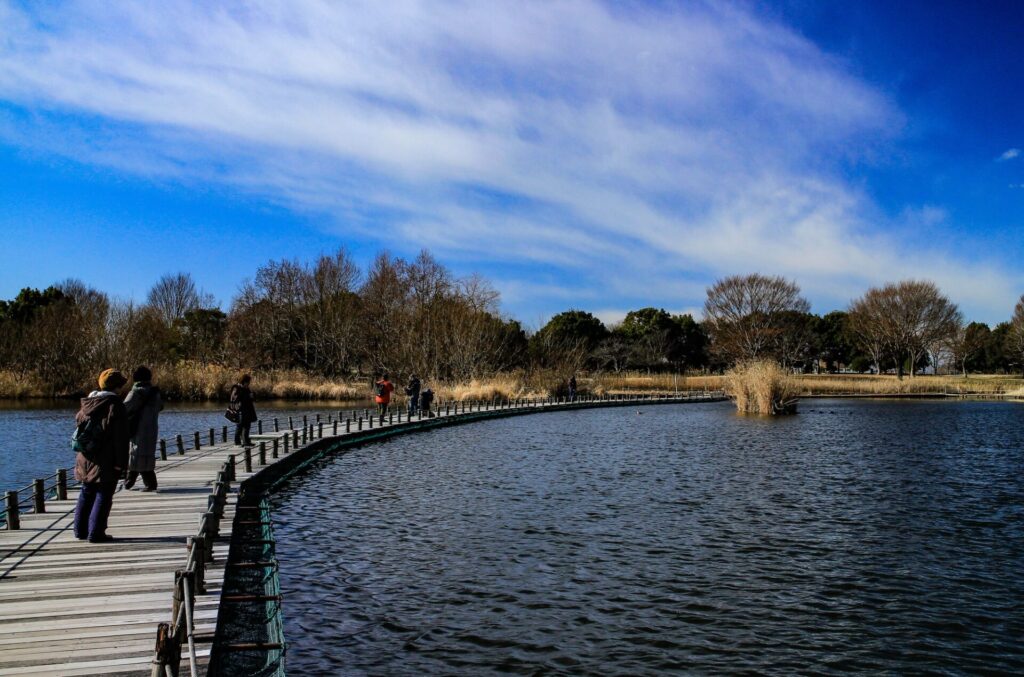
left=272, top=399, right=1024, bottom=675
left=0, top=400, right=369, bottom=491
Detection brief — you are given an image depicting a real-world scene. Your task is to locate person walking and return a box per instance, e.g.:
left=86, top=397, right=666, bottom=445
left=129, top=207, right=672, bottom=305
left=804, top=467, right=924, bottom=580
left=405, top=374, right=421, bottom=416
left=419, top=387, right=435, bottom=418
left=73, top=368, right=129, bottom=543
left=568, top=375, right=578, bottom=401
left=123, top=366, right=163, bottom=492
left=375, top=373, right=395, bottom=419
left=230, top=374, right=257, bottom=447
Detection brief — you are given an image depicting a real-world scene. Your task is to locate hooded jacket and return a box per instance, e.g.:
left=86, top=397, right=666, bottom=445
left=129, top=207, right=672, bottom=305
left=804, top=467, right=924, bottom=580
left=74, top=391, right=130, bottom=483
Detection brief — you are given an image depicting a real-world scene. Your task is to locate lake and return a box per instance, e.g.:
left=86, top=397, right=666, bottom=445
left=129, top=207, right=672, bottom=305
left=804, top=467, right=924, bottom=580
left=270, top=399, right=1024, bottom=674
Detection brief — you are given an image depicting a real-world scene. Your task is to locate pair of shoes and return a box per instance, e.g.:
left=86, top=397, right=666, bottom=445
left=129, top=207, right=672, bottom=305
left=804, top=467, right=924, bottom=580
left=88, top=534, right=115, bottom=543
left=74, top=533, right=87, bottom=540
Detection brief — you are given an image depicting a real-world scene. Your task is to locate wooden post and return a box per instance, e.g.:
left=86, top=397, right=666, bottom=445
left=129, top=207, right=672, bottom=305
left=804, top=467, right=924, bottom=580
left=358, top=416, right=363, bottom=431
left=159, top=439, right=167, bottom=461
left=272, top=438, right=279, bottom=459
left=244, top=447, right=252, bottom=473
left=292, top=429, right=299, bottom=448
left=258, top=419, right=263, bottom=434
left=193, top=431, right=201, bottom=451
left=319, top=422, right=324, bottom=438
left=5, top=491, right=18, bottom=530
left=227, top=454, right=236, bottom=481
left=303, top=414, right=308, bottom=426
left=289, top=416, right=294, bottom=430
left=346, top=419, right=351, bottom=433
left=388, top=413, right=393, bottom=425
left=259, top=442, right=266, bottom=465
left=274, top=418, right=279, bottom=432
left=302, top=426, right=307, bottom=444
left=189, top=536, right=206, bottom=594
left=316, top=413, right=321, bottom=423
left=209, top=428, right=215, bottom=446
left=176, top=434, right=185, bottom=455
left=56, top=468, right=67, bottom=500
left=222, top=425, right=228, bottom=443
left=32, top=479, right=45, bottom=513
left=283, top=434, right=290, bottom=453
left=333, top=420, right=338, bottom=435
left=368, top=415, right=374, bottom=429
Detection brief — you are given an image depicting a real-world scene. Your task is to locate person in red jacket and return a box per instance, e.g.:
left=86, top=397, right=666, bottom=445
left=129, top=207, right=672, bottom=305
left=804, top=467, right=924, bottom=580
left=74, top=368, right=129, bottom=543
left=374, top=373, right=395, bottom=419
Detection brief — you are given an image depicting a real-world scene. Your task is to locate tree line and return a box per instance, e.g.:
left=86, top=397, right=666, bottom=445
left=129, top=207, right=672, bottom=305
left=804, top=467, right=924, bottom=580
left=3, top=255, right=1024, bottom=397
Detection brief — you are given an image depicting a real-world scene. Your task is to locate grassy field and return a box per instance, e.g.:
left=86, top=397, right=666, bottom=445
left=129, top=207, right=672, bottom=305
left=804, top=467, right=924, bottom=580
left=2, top=366, right=1023, bottom=402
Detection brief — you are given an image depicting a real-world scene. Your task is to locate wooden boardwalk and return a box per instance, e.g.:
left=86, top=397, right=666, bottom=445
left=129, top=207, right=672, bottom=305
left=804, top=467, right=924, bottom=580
left=0, top=393, right=724, bottom=676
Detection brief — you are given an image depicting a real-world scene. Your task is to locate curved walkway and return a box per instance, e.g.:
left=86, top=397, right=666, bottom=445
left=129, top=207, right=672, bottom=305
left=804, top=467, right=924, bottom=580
left=0, top=392, right=724, bottom=676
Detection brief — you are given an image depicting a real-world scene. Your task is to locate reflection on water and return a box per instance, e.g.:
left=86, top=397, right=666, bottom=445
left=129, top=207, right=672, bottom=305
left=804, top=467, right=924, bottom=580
left=0, top=400, right=369, bottom=490
left=273, top=399, right=1024, bottom=674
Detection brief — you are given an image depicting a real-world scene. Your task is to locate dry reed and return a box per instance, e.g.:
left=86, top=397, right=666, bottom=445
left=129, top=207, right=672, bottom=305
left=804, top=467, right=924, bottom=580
left=725, top=360, right=799, bottom=415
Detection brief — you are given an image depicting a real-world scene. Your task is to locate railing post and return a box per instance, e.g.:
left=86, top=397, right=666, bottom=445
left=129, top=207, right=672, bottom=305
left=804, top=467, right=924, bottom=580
left=259, top=442, right=267, bottom=465
left=302, top=426, right=308, bottom=443
left=193, top=431, right=201, bottom=450
left=346, top=419, right=351, bottom=433
left=32, top=479, right=45, bottom=513
left=222, top=425, right=228, bottom=443
left=289, top=416, right=294, bottom=430
left=209, top=428, right=215, bottom=446
left=283, top=434, right=290, bottom=453
left=272, top=438, right=279, bottom=459
left=188, top=536, right=207, bottom=594
left=316, top=413, right=321, bottom=423
left=56, top=468, right=67, bottom=500
left=159, top=439, right=167, bottom=461
left=176, top=434, right=185, bottom=455
left=357, top=416, right=363, bottom=431
left=303, top=415, right=308, bottom=427
left=5, top=491, right=19, bottom=530
left=243, top=447, right=252, bottom=473
left=227, top=454, right=236, bottom=481
left=274, top=418, right=279, bottom=432
left=388, top=413, right=393, bottom=425
left=258, top=419, right=263, bottom=435
left=333, top=420, right=338, bottom=435
left=292, top=429, right=299, bottom=448
left=319, top=422, right=324, bottom=438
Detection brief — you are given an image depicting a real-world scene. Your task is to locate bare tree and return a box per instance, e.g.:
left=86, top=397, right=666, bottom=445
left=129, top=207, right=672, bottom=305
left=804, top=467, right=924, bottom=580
left=147, top=273, right=212, bottom=326
left=1009, top=295, right=1024, bottom=377
left=848, top=280, right=959, bottom=378
left=703, top=274, right=810, bottom=364
left=944, top=321, right=987, bottom=377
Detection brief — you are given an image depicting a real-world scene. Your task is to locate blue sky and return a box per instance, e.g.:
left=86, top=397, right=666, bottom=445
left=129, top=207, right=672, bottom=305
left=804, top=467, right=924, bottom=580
left=1, top=0, right=1022, bottom=328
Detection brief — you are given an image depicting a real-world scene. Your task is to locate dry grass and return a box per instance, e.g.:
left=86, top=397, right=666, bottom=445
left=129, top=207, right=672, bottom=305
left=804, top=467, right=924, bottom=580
left=0, top=371, right=45, bottom=399
left=725, top=361, right=799, bottom=415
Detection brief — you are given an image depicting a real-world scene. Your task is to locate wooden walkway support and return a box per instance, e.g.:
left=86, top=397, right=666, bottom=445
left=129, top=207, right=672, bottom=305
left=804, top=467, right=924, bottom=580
left=0, top=392, right=725, bottom=676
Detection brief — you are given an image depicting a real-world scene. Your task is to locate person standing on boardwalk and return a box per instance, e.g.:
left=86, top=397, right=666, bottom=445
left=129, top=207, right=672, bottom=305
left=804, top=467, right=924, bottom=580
left=230, top=374, right=257, bottom=447
left=73, top=369, right=129, bottom=543
left=375, top=373, right=395, bottom=418
left=568, top=375, right=578, bottom=401
left=123, top=366, right=163, bottom=492
left=405, top=374, right=421, bottom=416
left=419, top=387, right=434, bottom=417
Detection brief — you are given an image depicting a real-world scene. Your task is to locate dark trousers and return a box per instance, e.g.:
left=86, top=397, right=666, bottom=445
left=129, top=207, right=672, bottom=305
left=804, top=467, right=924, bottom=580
left=408, top=397, right=418, bottom=415
left=377, top=402, right=389, bottom=417
left=235, top=421, right=252, bottom=446
left=74, top=480, right=117, bottom=540
left=124, top=470, right=157, bottom=490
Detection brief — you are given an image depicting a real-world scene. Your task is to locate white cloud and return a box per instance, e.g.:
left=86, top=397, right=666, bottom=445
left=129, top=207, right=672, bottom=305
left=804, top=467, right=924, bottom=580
left=0, top=0, right=1018, bottom=322
left=997, top=148, right=1020, bottom=162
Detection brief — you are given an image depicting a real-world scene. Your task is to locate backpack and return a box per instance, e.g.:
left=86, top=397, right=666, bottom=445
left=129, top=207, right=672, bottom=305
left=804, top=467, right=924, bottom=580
left=71, top=415, right=104, bottom=463
left=375, top=381, right=388, bottom=397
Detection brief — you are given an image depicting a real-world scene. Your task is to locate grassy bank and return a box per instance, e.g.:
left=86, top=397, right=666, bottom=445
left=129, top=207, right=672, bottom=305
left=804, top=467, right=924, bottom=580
left=3, top=366, right=1023, bottom=402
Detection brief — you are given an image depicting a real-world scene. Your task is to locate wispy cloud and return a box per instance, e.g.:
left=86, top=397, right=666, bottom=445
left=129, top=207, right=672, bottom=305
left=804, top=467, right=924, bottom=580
left=0, top=0, right=1018, bottom=322
left=997, top=148, right=1020, bottom=162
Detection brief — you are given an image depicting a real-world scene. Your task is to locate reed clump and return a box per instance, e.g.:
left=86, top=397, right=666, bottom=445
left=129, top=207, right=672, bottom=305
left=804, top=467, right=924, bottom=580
left=725, top=360, right=799, bottom=415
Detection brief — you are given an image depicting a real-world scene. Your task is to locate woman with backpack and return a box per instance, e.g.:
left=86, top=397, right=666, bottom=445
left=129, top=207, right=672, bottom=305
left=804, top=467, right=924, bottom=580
left=73, top=368, right=129, bottom=543
left=375, top=373, right=395, bottom=418
left=123, top=366, right=164, bottom=492
left=229, top=374, right=257, bottom=447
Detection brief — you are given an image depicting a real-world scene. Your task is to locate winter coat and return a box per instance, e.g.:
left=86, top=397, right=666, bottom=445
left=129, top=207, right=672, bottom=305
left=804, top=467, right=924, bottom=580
left=374, top=380, right=395, bottom=404
left=229, top=384, right=257, bottom=423
left=124, top=382, right=164, bottom=472
left=74, top=391, right=129, bottom=484
left=405, top=378, right=421, bottom=399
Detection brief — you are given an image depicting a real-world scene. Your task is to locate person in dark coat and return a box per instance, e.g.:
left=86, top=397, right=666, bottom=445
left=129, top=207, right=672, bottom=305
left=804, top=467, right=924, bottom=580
left=568, top=375, right=578, bottom=402
left=74, top=368, right=129, bottom=543
left=419, top=388, right=434, bottom=417
left=230, top=374, right=257, bottom=447
left=405, top=375, right=421, bottom=416
left=123, top=365, right=164, bottom=492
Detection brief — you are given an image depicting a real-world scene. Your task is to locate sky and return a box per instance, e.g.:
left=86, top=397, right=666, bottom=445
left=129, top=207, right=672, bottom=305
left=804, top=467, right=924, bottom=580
left=1, top=0, right=1022, bottom=328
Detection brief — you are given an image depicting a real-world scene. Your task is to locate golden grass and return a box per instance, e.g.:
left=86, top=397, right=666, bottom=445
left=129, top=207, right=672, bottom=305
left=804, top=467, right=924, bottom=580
left=725, top=360, right=799, bottom=415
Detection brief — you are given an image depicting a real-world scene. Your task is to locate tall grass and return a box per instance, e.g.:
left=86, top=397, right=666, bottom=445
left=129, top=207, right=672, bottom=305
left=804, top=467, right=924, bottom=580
left=725, top=360, right=799, bottom=415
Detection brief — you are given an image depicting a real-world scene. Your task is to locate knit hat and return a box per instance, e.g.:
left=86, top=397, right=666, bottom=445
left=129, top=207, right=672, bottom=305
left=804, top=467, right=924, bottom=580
left=98, top=369, right=127, bottom=390
left=132, top=365, right=152, bottom=383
